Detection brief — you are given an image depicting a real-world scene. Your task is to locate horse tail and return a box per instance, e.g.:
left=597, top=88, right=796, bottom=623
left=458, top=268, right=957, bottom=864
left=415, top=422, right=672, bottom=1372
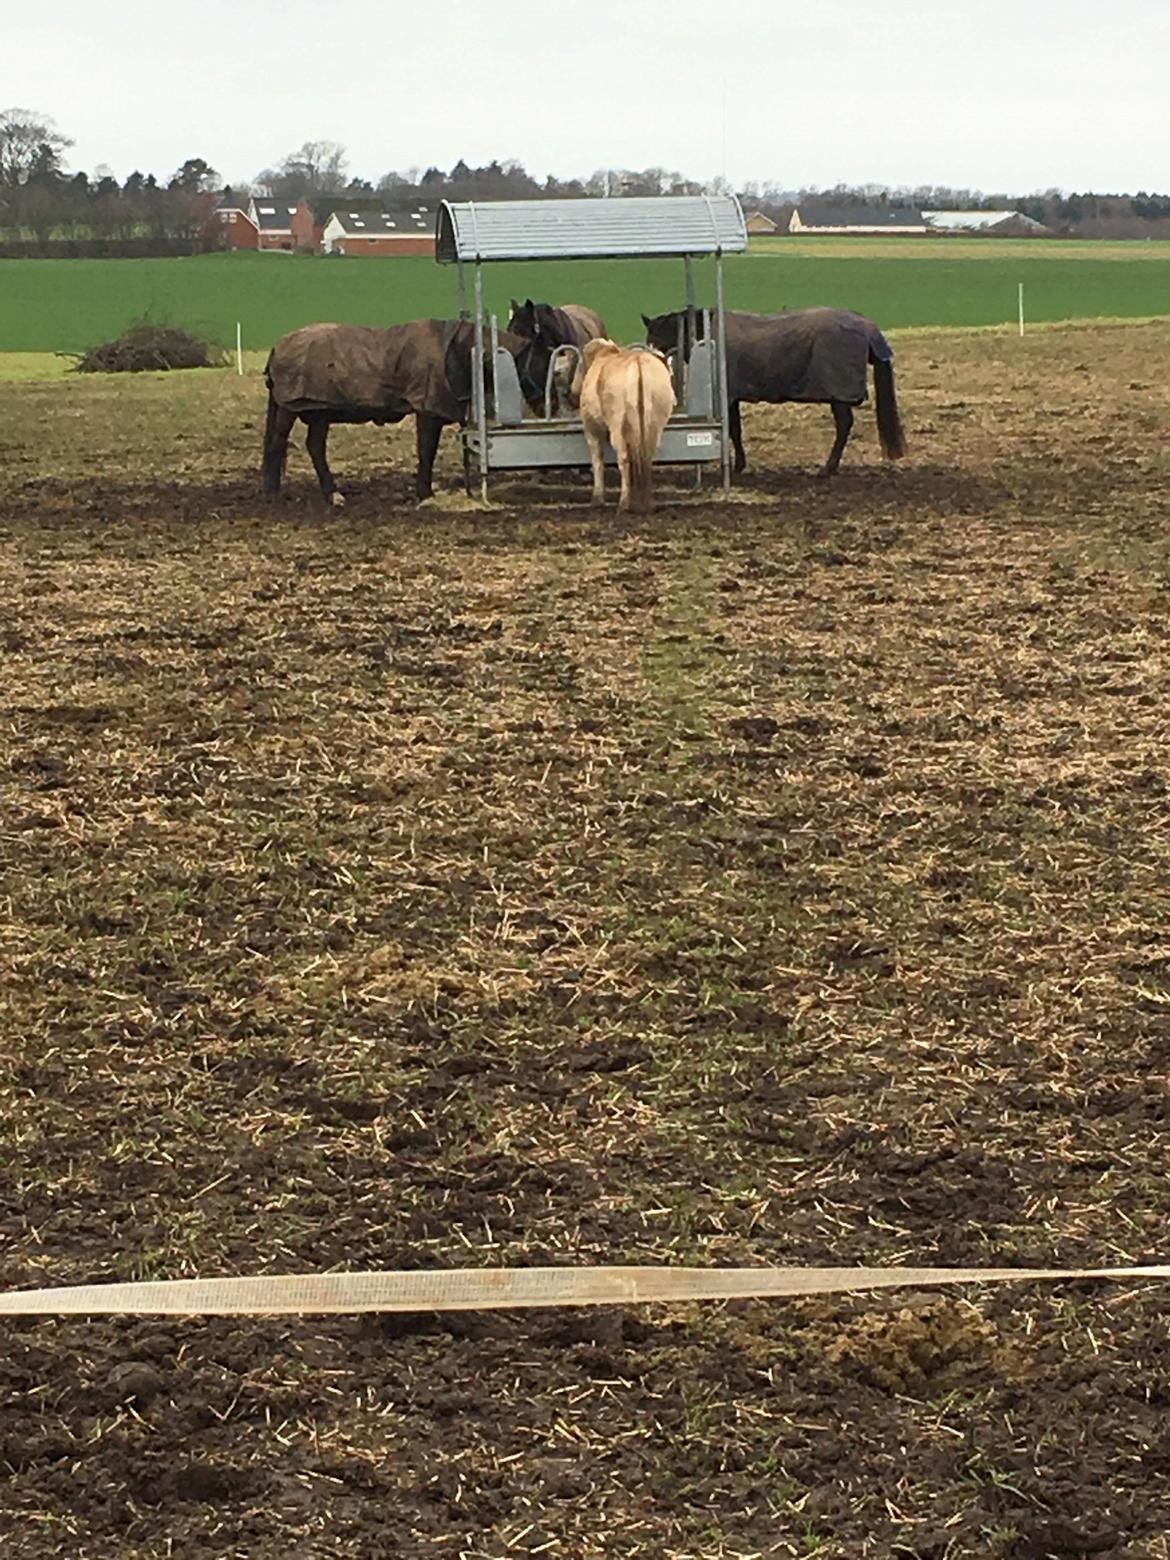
left=869, top=333, right=906, bottom=461
left=624, top=360, right=654, bottom=514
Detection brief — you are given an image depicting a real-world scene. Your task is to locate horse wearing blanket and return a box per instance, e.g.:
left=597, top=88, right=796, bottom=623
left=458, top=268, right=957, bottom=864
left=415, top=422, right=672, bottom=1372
left=642, top=306, right=906, bottom=478
left=262, top=318, right=524, bottom=503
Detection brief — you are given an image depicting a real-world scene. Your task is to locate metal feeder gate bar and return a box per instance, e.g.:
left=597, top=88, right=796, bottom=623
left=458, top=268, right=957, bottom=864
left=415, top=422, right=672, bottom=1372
left=435, top=195, right=748, bottom=498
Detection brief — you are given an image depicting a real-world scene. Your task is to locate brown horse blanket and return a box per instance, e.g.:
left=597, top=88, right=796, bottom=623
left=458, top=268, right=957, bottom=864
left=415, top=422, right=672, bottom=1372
left=266, top=319, right=474, bottom=424
left=724, top=308, right=892, bottom=406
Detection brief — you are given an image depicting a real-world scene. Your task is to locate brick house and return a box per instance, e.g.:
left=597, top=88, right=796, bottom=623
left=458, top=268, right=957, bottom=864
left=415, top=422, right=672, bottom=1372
left=247, top=197, right=300, bottom=250
left=321, top=202, right=435, bottom=256
left=290, top=199, right=323, bottom=251
left=214, top=205, right=260, bottom=249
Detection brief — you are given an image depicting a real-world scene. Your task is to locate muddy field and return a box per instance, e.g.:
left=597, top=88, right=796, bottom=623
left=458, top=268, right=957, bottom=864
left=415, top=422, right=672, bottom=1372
left=2, top=322, right=1170, bottom=1558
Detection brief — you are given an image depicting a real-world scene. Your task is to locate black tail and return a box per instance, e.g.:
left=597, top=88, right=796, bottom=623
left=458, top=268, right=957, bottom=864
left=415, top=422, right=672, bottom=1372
left=261, top=372, right=289, bottom=497
left=872, top=356, right=906, bottom=461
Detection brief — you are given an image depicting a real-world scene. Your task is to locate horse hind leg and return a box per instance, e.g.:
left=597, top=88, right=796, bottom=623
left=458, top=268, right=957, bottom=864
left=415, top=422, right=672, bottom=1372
left=818, top=401, right=854, bottom=478
left=612, top=431, right=632, bottom=512
left=415, top=414, right=444, bottom=501
left=729, top=400, right=746, bottom=473
left=580, top=414, right=608, bottom=506
left=261, top=396, right=296, bottom=498
left=305, top=414, right=344, bottom=506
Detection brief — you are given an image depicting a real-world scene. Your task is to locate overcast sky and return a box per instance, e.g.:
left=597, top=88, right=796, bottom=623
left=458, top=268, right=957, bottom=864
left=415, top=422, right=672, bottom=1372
left=10, top=0, right=1168, bottom=193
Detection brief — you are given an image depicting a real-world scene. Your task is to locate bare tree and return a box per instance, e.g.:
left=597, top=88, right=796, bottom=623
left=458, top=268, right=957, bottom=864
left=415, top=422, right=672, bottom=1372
left=258, top=140, right=348, bottom=198
left=0, top=107, right=72, bottom=187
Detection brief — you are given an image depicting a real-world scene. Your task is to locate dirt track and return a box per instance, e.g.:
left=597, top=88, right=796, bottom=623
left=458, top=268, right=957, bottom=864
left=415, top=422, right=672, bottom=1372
left=2, top=323, right=1170, bottom=1557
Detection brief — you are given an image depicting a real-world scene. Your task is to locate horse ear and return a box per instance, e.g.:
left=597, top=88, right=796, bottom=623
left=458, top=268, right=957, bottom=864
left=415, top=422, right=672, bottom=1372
left=641, top=313, right=652, bottom=328
left=510, top=298, right=520, bottom=314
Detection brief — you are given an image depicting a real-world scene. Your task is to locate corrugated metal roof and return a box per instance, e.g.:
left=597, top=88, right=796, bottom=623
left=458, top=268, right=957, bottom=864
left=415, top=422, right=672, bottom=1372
left=923, top=209, right=1046, bottom=231
left=436, top=196, right=747, bottom=262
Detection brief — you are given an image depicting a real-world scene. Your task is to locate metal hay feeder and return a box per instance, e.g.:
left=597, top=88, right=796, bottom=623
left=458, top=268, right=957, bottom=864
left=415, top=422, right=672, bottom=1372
left=435, top=195, right=748, bottom=499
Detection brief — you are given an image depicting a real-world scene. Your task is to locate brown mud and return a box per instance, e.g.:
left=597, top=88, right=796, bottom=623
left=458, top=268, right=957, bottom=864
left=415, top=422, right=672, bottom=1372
left=2, top=322, right=1170, bottom=1556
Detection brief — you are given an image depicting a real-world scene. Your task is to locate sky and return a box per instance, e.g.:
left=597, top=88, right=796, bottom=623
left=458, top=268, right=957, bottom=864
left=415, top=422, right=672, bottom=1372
left=9, top=0, right=1170, bottom=194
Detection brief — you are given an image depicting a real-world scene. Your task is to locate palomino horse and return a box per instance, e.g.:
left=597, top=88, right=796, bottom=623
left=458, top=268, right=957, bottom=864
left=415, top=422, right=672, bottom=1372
left=573, top=340, right=675, bottom=514
left=507, top=300, right=608, bottom=413
left=262, top=318, right=524, bottom=503
left=642, top=307, right=906, bottom=478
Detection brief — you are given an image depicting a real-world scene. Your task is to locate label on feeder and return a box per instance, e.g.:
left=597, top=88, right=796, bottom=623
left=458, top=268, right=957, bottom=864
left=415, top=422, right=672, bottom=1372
left=687, top=432, right=714, bottom=447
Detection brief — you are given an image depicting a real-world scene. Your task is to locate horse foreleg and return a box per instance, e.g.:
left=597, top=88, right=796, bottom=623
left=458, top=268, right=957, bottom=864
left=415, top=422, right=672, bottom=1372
left=415, top=414, right=444, bottom=501
left=729, top=400, right=746, bottom=473
left=261, top=398, right=296, bottom=498
left=305, top=415, right=343, bottom=506
left=819, top=402, right=854, bottom=478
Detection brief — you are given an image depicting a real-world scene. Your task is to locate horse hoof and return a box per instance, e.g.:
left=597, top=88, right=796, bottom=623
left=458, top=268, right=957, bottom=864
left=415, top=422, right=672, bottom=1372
left=329, top=491, right=346, bottom=508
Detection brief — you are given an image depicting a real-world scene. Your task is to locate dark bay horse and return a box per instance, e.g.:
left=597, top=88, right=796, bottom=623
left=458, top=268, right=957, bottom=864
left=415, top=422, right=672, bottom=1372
left=262, top=318, right=524, bottom=503
left=507, top=300, right=608, bottom=412
left=642, top=307, right=906, bottom=477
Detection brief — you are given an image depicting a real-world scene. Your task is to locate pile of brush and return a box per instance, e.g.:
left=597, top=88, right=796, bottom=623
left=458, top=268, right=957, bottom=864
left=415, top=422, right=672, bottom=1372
left=69, top=318, right=225, bottom=373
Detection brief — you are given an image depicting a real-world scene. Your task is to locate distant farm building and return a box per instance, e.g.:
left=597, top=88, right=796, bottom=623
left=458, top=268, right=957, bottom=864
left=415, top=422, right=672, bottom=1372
left=789, top=204, right=927, bottom=235
left=247, top=197, right=300, bottom=250
left=322, top=203, right=436, bottom=256
left=215, top=205, right=259, bottom=250
left=745, top=210, right=778, bottom=234
left=923, top=209, right=1050, bottom=236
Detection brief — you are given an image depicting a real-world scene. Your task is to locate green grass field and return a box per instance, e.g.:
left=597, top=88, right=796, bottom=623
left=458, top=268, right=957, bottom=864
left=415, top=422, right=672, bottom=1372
left=2, top=238, right=1168, bottom=360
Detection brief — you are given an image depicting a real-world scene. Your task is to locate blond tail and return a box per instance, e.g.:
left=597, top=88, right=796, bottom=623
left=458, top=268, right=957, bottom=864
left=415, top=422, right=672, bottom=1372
left=623, top=362, right=654, bottom=514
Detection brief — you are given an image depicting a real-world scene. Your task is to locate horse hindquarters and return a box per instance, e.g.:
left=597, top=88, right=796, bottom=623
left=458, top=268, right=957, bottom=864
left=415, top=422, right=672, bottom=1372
left=261, top=389, right=296, bottom=497
left=620, top=358, right=673, bottom=515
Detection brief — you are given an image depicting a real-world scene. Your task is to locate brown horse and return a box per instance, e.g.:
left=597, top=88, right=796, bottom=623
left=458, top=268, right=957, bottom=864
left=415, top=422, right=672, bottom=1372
left=642, top=307, right=906, bottom=477
left=507, top=300, right=608, bottom=413
left=262, top=318, right=523, bottom=503
left=574, top=340, right=675, bottom=514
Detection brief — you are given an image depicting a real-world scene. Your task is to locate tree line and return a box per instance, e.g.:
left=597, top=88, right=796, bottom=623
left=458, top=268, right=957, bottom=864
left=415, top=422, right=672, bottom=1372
left=747, top=181, right=1170, bottom=238
left=4, top=107, right=1170, bottom=249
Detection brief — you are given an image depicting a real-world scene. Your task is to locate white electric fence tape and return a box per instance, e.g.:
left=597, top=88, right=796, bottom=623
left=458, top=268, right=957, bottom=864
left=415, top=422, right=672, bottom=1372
left=1, top=1263, right=1168, bottom=1316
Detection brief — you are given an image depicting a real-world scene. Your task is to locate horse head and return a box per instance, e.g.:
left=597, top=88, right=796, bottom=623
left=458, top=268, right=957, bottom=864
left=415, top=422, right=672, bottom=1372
left=642, top=309, right=705, bottom=359
left=513, top=338, right=549, bottom=413
left=507, top=298, right=538, bottom=337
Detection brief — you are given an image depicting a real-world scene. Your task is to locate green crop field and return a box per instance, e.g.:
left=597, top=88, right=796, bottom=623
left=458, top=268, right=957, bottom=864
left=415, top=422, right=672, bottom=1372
left=2, top=238, right=1168, bottom=365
